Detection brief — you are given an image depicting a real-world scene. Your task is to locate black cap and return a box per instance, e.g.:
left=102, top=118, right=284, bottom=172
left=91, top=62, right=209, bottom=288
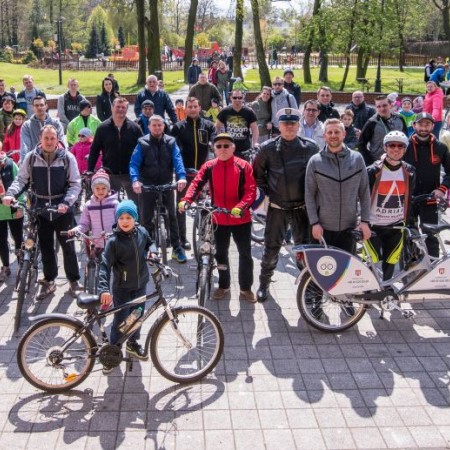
left=79, top=99, right=92, bottom=111
left=284, top=68, right=294, bottom=76
left=213, top=132, right=234, bottom=143
left=414, top=112, right=434, bottom=123
left=142, top=100, right=154, bottom=108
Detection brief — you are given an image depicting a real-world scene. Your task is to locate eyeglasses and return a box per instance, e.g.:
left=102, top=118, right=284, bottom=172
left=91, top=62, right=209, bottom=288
left=386, top=143, right=406, bottom=149
left=215, top=144, right=232, bottom=149
left=232, top=96, right=243, bottom=100
left=305, top=109, right=318, bottom=113
left=272, top=83, right=283, bottom=86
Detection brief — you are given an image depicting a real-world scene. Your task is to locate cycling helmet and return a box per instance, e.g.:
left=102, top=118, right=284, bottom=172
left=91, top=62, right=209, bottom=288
left=383, top=131, right=409, bottom=147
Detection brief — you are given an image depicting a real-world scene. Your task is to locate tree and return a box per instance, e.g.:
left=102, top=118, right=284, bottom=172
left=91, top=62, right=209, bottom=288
left=251, top=0, right=271, bottom=88
left=146, top=0, right=161, bottom=75
left=303, top=0, right=321, bottom=85
left=233, top=0, right=244, bottom=80
left=118, top=25, right=125, bottom=48
left=85, top=25, right=100, bottom=58
left=100, top=23, right=110, bottom=55
left=184, top=0, right=199, bottom=83
left=136, top=0, right=146, bottom=85
left=432, top=0, right=450, bottom=46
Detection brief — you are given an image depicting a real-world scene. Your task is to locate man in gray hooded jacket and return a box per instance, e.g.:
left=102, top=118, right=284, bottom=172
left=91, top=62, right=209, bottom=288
left=271, top=76, right=297, bottom=134
left=20, top=96, right=66, bottom=163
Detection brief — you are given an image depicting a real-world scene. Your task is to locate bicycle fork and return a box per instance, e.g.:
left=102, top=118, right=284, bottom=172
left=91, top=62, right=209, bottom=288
left=164, top=305, right=193, bottom=349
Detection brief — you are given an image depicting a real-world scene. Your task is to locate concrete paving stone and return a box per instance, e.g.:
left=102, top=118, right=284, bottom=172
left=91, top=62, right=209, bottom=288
left=293, top=344, right=320, bottom=359
left=224, top=374, right=254, bottom=392
left=346, top=358, right=374, bottom=373
left=228, top=391, right=256, bottom=410
left=0, top=431, right=29, bottom=449
left=387, top=342, right=415, bottom=357
left=429, top=372, right=450, bottom=389
left=27, top=430, right=61, bottom=448
left=258, top=408, right=290, bottom=429
left=378, top=426, right=417, bottom=448
left=322, top=358, right=351, bottom=373
left=341, top=407, right=376, bottom=427
left=56, top=431, right=88, bottom=448
left=174, top=430, right=205, bottom=450
left=431, top=342, right=450, bottom=356
left=233, top=429, right=266, bottom=450
left=359, top=388, right=394, bottom=408
left=351, top=427, right=387, bottom=448
left=369, top=407, right=405, bottom=427
left=321, top=427, right=356, bottom=449
left=202, top=409, right=232, bottom=430
left=377, top=371, right=408, bottom=390
left=311, top=332, right=338, bottom=346
left=250, top=374, right=282, bottom=391
left=412, top=387, right=449, bottom=407
left=230, top=409, right=261, bottom=430
left=273, top=359, right=300, bottom=375
left=289, top=331, right=315, bottom=345
left=339, top=344, right=367, bottom=358
left=253, top=390, right=284, bottom=409
left=146, top=410, right=175, bottom=431
left=396, top=406, right=433, bottom=426
left=308, top=387, right=341, bottom=409
left=262, top=429, right=296, bottom=450
left=285, top=408, right=318, bottom=428
left=316, top=344, right=344, bottom=358
left=269, top=344, right=295, bottom=359
left=391, top=356, right=424, bottom=372
left=352, top=372, right=384, bottom=389
left=334, top=390, right=366, bottom=409
left=292, top=428, right=327, bottom=449
left=327, top=373, right=358, bottom=390
left=301, top=373, right=330, bottom=391
left=297, top=358, right=325, bottom=374
left=417, top=356, right=449, bottom=371
left=314, top=407, right=347, bottom=428
left=424, top=405, right=450, bottom=426
left=409, top=342, right=439, bottom=357
left=144, top=429, right=176, bottom=450
left=170, top=409, right=204, bottom=431
left=399, top=371, right=435, bottom=388
left=224, top=346, right=250, bottom=361
left=88, top=410, right=120, bottom=432
left=409, top=425, right=448, bottom=447
left=118, top=410, right=147, bottom=430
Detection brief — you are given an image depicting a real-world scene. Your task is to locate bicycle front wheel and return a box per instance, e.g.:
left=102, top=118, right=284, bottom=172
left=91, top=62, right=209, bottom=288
left=14, top=259, right=30, bottom=333
left=150, top=306, right=224, bottom=384
left=17, top=318, right=96, bottom=393
left=297, top=272, right=366, bottom=332
left=159, top=216, right=168, bottom=265
left=197, top=263, right=211, bottom=308
left=84, top=262, right=97, bottom=294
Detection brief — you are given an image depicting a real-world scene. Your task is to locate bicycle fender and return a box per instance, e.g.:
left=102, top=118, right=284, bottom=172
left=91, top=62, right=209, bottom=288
left=28, top=313, right=85, bottom=328
left=295, top=267, right=310, bottom=285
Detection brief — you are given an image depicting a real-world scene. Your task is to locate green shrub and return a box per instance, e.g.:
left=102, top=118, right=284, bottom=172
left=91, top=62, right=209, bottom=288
left=21, top=51, right=37, bottom=64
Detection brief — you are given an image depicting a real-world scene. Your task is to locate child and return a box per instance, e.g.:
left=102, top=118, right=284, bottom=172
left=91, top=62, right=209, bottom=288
left=413, top=96, right=424, bottom=114
left=341, top=110, right=358, bottom=149
left=175, top=99, right=186, bottom=122
left=98, top=200, right=152, bottom=373
left=71, top=128, right=101, bottom=174
left=2, top=109, right=26, bottom=163
left=204, top=98, right=221, bottom=122
left=0, top=147, right=23, bottom=282
left=68, top=169, right=118, bottom=250
left=387, top=92, right=401, bottom=112
left=399, top=97, right=416, bottom=137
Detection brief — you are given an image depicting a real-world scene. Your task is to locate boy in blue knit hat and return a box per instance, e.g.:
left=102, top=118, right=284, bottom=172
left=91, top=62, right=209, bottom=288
left=97, top=199, right=152, bottom=373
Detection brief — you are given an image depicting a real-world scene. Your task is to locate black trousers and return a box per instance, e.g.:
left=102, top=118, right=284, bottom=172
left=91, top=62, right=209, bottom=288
left=412, top=202, right=439, bottom=257
left=176, top=178, right=192, bottom=244
left=139, top=190, right=180, bottom=248
left=110, top=174, right=139, bottom=205
left=37, top=211, right=80, bottom=282
left=214, top=222, right=253, bottom=290
left=321, top=229, right=356, bottom=255
left=259, top=206, right=309, bottom=285
left=0, top=218, right=23, bottom=267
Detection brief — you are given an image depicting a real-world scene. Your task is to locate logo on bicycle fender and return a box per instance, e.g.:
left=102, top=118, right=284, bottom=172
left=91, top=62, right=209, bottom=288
left=317, top=256, right=337, bottom=276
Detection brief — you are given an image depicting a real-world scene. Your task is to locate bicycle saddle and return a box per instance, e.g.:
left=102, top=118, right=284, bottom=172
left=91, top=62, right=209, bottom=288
left=77, top=293, right=101, bottom=309
left=421, top=223, right=450, bottom=234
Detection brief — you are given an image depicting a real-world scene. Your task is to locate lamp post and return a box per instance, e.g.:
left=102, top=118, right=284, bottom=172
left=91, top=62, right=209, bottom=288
left=57, top=18, right=63, bottom=85
left=374, top=0, right=385, bottom=92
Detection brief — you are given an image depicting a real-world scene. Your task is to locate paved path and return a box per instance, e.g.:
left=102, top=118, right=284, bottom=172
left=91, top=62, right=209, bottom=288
left=1, top=210, right=450, bottom=449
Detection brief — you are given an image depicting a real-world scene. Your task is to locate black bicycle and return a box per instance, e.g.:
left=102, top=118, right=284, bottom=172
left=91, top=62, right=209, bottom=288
left=61, top=230, right=106, bottom=294
left=16, top=258, right=225, bottom=393
left=12, top=201, right=59, bottom=333
left=142, top=183, right=178, bottom=264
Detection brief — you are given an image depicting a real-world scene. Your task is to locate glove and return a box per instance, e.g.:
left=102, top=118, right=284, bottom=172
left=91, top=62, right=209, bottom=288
left=178, top=201, right=190, bottom=211
left=231, top=207, right=243, bottom=218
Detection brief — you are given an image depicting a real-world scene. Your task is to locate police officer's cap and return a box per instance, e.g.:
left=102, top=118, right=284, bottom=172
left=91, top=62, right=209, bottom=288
left=277, top=108, right=301, bottom=122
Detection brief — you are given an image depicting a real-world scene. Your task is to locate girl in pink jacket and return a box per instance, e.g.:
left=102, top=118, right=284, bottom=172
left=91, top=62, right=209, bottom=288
left=424, top=80, right=444, bottom=137
left=70, top=128, right=101, bottom=174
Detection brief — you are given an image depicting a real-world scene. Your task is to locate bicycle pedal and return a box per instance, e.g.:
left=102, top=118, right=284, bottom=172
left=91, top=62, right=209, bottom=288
left=189, top=264, right=197, bottom=270
left=216, top=264, right=228, bottom=271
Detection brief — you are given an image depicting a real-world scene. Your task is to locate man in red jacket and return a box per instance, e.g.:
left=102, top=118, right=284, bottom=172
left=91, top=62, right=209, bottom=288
left=178, top=133, right=257, bottom=302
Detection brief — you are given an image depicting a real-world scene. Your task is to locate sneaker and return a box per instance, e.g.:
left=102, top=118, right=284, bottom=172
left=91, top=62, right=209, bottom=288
left=126, top=341, right=148, bottom=361
left=213, top=288, right=230, bottom=300
left=0, top=267, right=11, bottom=283
left=102, top=365, right=114, bottom=375
left=182, top=241, right=192, bottom=251
left=37, top=280, right=56, bottom=300
left=239, top=290, right=256, bottom=303
left=68, top=281, right=84, bottom=297
left=172, top=246, right=187, bottom=263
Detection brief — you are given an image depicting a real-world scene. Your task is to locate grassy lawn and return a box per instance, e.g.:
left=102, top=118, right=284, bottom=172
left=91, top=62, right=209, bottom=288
left=0, top=62, right=427, bottom=96
left=244, top=66, right=427, bottom=95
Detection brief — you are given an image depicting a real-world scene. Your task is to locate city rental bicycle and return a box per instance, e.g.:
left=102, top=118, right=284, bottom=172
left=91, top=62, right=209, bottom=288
left=12, top=202, right=59, bottom=334
left=16, top=258, right=224, bottom=393
left=61, top=230, right=107, bottom=294
left=294, top=195, right=450, bottom=333
left=142, top=183, right=178, bottom=264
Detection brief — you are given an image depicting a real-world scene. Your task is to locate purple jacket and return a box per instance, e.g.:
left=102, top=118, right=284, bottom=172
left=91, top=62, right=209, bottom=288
left=77, top=191, right=119, bottom=248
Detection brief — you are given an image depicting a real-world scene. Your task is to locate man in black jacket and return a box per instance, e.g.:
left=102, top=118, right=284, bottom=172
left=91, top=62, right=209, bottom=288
left=317, top=86, right=340, bottom=123
left=283, top=68, right=301, bottom=107
left=88, top=97, right=143, bottom=203
left=253, top=108, right=318, bottom=302
left=346, top=91, right=376, bottom=131
left=404, top=112, right=450, bottom=257
left=171, top=97, right=216, bottom=249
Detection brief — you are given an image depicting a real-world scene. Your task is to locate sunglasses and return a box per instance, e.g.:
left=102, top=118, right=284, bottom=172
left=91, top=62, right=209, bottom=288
left=232, top=96, right=243, bottom=100
left=272, top=83, right=283, bottom=86
left=215, top=144, right=232, bottom=149
left=386, top=143, right=406, bottom=149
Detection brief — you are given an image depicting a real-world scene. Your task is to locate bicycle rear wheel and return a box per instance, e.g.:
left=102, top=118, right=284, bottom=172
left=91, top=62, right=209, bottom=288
left=14, top=259, right=30, bottom=333
left=150, top=305, right=224, bottom=383
left=17, top=318, right=96, bottom=393
left=297, top=272, right=366, bottom=332
left=251, top=211, right=266, bottom=243
left=197, top=263, right=211, bottom=308
left=159, top=216, right=168, bottom=265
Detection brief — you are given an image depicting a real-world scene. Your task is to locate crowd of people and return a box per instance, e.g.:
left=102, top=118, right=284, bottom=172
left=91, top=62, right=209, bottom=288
left=0, top=66, right=449, bottom=362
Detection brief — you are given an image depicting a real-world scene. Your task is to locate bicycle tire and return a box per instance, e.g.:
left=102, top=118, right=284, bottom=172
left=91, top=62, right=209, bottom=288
left=17, top=318, right=96, bottom=393
left=250, top=211, right=266, bottom=243
left=150, top=305, right=224, bottom=384
left=197, top=263, right=211, bottom=308
left=159, top=215, right=168, bottom=265
left=85, top=263, right=97, bottom=295
left=297, top=272, right=366, bottom=332
left=14, top=259, right=30, bottom=333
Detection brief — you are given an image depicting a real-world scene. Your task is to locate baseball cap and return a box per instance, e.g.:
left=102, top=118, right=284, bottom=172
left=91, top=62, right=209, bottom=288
left=414, top=112, right=435, bottom=123
left=277, top=108, right=301, bottom=122
left=213, top=133, right=234, bottom=143
left=283, top=68, right=294, bottom=76
left=142, top=100, right=154, bottom=108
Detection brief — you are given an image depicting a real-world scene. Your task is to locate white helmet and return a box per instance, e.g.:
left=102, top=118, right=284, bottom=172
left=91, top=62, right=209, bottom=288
left=383, top=131, right=409, bottom=147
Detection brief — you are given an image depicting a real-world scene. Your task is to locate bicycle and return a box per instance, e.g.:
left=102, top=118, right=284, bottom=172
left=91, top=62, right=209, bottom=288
left=16, top=258, right=225, bottom=393
left=294, top=194, right=450, bottom=333
left=141, top=183, right=178, bottom=264
left=12, top=201, right=59, bottom=334
left=60, top=230, right=107, bottom=294
left=188, top=204, right=229, bottom=307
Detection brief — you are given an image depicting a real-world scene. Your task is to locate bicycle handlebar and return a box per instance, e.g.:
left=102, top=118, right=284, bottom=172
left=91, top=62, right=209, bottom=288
left=185, top=204, right=231, bottom=215
left=60, top=230, right=108, bottom=241
left=141, top=183, right=178, bottom=192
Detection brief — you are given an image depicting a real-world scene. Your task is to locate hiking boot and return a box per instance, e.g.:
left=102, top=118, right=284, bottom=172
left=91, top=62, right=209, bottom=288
left=37, top=280, right=56, bottom=300
left=256, top=285, right=269, bottom=303
left=213, top=288, right=230, bottom=300
left=68, top=281, right=84, bottom=297
left=126, top=341, right=148, bottom=361
left=182, top=241, right=192, bottom=251
left=0, top=267, right=11, bottom=283
left=240, top=290, right=257, bottom=303
left=172, top=246, right=187, bottom=263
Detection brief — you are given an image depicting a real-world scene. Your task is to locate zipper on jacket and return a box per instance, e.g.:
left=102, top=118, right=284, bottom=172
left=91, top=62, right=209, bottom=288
left=132, top=232, right=140, bottom=287
left=194, top=119, right=198, bottom=169
left=335, top=154, right=342, bottom=229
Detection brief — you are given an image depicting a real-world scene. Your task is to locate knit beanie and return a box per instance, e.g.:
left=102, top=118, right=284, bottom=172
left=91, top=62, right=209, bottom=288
left=115, top=199, right=138, bottom=221
left=91, top=169, right=110, bottom=191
